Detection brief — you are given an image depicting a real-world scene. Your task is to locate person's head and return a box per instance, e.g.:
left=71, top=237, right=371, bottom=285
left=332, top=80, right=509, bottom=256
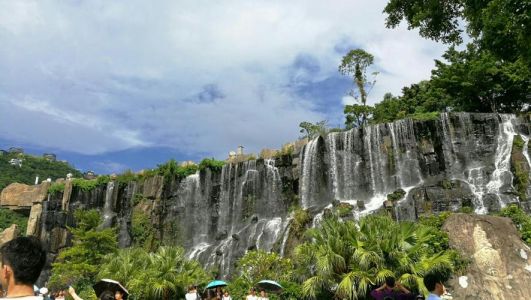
left=99, top=290, right=114, bottom=300
left=224, top=290, right=229, bottom=296
left=260, top=289, right=266, bottom=296
left=0, top=236, right=46, bottom=291
left=115, top=290, right=124, bottom=300
left=249, top=288, right=256, bottom=295
left=423, top=273, right=444, bottom=296
left=385, top=277, right=395, bottom=288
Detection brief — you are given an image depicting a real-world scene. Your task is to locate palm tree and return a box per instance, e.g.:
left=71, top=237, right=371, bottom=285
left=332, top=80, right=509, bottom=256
left=98, top=246, right=208, bottom=300
left=295, top=214, right=455, bottom=299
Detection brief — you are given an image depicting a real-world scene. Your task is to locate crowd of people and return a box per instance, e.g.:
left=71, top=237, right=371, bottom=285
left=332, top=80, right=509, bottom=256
left=185, top=285, right=270, bottom=300
left=1, top=236, right=450, bottom=300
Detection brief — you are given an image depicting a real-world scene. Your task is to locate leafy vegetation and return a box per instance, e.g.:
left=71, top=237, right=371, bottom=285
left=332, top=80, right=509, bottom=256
left=299, top=120, right=329, bottom=139
left=199, top=158, right=225, bottom=172
left=47, top=182, right=65, bottom=195
left=295, top=214, right=459, bottom=299
left=290, top=206, right=311, bottom=237
left=48, top=209, right=117, bottom=299
left=0, top=153, right=81, bottom=191
left=228, top=250, right=301, bottom=300
left=98, top=246, right=209, bottom=300
left=0, top=208, right=28, bottom=233
left=71, top=177, right=110, bottom=192
left=498, top=204, right=531, bottom=245
left=131, top=209, right=158, bottom=251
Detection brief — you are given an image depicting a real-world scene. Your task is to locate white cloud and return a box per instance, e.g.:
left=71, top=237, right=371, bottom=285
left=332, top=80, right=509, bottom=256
left=0, top=0, right=447, bottom=157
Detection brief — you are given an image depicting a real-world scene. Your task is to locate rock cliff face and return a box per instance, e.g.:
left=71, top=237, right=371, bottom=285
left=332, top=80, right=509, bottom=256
left=0, top=113, right=530, bottom=278
left=0, top=182, right=49, bottom=211
left=443, top=214, right=531, bottom=300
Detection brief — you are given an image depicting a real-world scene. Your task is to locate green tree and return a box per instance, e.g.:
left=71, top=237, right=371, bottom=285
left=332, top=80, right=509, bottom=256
left=229, top=250, right=301, bottom=300
left=344, top=104, right=374, bottom=129
left=48, top=210, right=117, bottom=297
left=339, top=49, right=377, bottom=127
left=0, top=208, right=28, bottom=233
left=0, top=153, right=82, bottom=190
left=383, top=0, right=530, bottom=65
left=498, top=204, right=531, bottom=245
left=295, top=215, right=456, bottom=299
left=98, top=246, right=208, bottom=300
left=431, top=45, right=530, bottom=113
left=299, top=120, right=329, bottom=139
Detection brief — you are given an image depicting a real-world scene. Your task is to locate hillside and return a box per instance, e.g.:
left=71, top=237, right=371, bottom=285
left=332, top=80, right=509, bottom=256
left=0, top=152, right=82, bottom=191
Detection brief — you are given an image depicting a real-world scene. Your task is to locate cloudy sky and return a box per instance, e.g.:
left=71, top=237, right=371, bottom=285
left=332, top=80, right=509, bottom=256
left=0, top=0, right=447, bottom=173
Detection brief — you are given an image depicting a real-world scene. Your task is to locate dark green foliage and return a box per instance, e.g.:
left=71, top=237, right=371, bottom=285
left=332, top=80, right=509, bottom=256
left=48, top=209, right=117, bottom=295
left=335, top=202, right=354, bottom=217
left=116, top=170, right=137, bottom=185
left=513, top=135, right=525, bottom=150
left=344, top=104, right=374, bottom=129
left=0, top=153, right=81, bottom=191
left=296, top=214, right=459, bottom=298
left=387, top=189, right=406, bottom=202
left=98, top=246, right=209, bottom=300
left=155, top=159, right=199, bottom=183
left=291, top=206, right=311, bottom=237
left=198, top=158, right=225, bottom=172
left=430, top=45, right=530, bottom=113
left=131, top=209, right=158, bottom=251
left=0, top=208, right=28, bottom=233
left=498, top=204, right=531, bottom=245
left=383, top=0, right=531, bottom=66
left=47, top=182, right=65, bottom=195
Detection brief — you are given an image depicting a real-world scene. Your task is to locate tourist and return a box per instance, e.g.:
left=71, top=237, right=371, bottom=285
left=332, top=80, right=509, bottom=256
left=245, top=288, right=257, bottom=300
left=0, top=236, right=47, bottom=300
left=370, top=276, right=412, bottom=300
left=68, top=287, right=115, bottom=300
left=185, top=285, right=201, bottom=300
left=214, top=286, right=222, bottom=299
left=257, top=289, right=268, bottom=300
left=221, top=290, right=232, bottom=300
left=423, top=273, right=444, bottom=300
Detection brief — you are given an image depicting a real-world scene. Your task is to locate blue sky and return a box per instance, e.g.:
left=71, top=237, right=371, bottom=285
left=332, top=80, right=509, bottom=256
left=0, top=0, right=447, bottom=174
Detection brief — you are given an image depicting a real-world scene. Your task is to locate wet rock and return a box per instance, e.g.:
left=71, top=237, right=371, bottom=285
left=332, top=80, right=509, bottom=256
left=444, top=214, right=531, bottom=299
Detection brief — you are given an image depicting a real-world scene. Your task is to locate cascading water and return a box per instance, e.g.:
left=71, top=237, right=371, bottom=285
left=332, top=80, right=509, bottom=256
left=101, top=181, right=115, bottom=228
left=300, top=138, right=319, bottom=209
left=485, top=114, right=516, bottom=206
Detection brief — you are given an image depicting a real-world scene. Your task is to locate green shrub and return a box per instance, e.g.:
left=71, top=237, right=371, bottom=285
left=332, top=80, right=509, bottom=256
left=410, top=111, right=440, bottom=121
left=387, top=188, right=406, bottom=202
left=336, top=202, right=354, bottom=217
left=498, top=204, right=531, bottom=245
left=199, top=158, right=225, bottom=172
left=0, top=208, right=28, bottom=233
left=72, top=178, right=105, bottom=192
left=48, top=182, right=65, bottom=195
left=513, top=135, right=525, bottom=150
left=291, top=207, right=311, bottom=237
left=116, top=170, right=137, bottom=185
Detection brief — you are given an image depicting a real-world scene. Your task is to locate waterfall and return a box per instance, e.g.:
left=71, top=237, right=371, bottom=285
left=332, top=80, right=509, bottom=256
left=101, top=181, right=115, bottom=228
left=486, top=114, right=516, bottom=206
left=279, top=216, right=293, bottom=257
left=300, top=138, right=320, bottom=209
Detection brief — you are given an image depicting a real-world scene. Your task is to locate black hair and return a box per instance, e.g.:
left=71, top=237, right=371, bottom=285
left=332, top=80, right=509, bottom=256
left=99, top=290, right=115, bottom=300
left=423, top=273, right=441, bottom=292
left=385, top=276, right=395, bottom=288
left=0, top=236, right=46, bottom=285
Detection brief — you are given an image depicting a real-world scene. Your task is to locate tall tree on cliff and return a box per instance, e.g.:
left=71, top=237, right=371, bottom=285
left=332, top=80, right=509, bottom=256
left=339, top=49, right=377, bottom=128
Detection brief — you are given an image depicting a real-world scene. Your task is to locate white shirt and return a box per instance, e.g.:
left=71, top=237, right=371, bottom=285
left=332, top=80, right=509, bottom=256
left=246, top=295, right=258, bottom=300
left=257, top=297, right=269, bottom=300
left=185, top=292, right=200, bottom=300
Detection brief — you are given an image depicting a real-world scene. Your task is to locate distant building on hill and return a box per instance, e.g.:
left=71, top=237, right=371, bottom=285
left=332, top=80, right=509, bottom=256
left=8, top=147, right=24, bottom=155
left=43, top=153, right=57, bottom=162
left=9, top=158, right=23, bottom=167
left=83, top=171, right=96, bottom=180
